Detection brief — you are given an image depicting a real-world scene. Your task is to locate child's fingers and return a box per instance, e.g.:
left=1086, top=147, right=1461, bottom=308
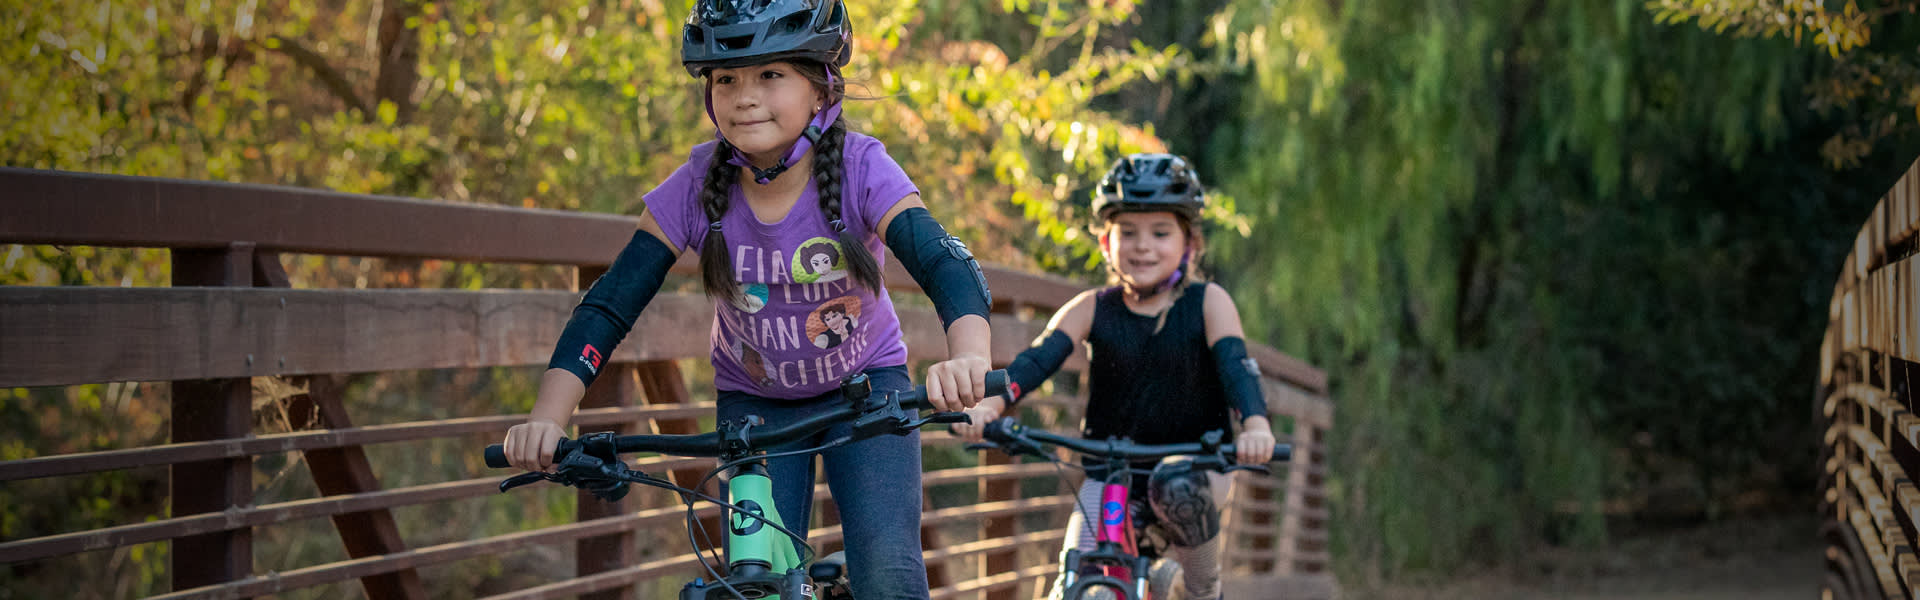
left=926, top=367, right=950, bottom=412
left=937, top=367, right=962, bottom=412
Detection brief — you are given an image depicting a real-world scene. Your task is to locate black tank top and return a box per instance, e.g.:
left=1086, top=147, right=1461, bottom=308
left=1082, top=282, right=1233, bottom=452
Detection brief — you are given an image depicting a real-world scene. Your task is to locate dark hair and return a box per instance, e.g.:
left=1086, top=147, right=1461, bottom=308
left=696, top=60, right=882, bottom=304
left=821, top=302, right=848, bottom=317
left=800, top=241, right=842, bottom=274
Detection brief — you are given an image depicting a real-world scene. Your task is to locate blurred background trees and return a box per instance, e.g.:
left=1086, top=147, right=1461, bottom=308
left=4, top=0, right=1917, bottom=592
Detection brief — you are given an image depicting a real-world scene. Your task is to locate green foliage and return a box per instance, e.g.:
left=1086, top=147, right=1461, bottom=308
left=1649, top=0, right=1920, bottom=168
left=1176, top=0, right=1917, bottom=578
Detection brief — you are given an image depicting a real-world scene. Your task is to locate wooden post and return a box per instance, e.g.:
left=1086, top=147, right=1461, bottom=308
left=565, top=263, right=638, bottom=599
left=980, top=449, right=1019, bottom=600
left=576, top=363, right=641, bottom=600
left=286, top=374, right=430, bottom=599
left=247, top=252, right=427, bottom=600
left=1276, top=426, right=1326, bottom=575
left=168, top=243, right=255, bottom=592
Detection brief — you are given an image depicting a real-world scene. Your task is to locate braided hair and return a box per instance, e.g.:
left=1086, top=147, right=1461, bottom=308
left=695, top=60, right=882, bottom=304
left=808, top=115, right=883, bottom=293
left=697, top=137, right=746, bottom=306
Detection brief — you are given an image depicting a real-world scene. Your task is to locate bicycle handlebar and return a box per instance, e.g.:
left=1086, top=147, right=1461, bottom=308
left=485, top=370, right=1008, bottom=468
left=975, top=417, right=1292, bottom=466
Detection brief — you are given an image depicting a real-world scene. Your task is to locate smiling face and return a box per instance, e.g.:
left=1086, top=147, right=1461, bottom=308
left=822, top=307, right=848, bottom=332
left=1101, top=211, right=1192, bottom=290
left=707, top=61, right=827, bottom=165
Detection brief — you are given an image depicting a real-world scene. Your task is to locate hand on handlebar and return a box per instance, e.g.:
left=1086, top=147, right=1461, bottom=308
left=1236, top=427, right=1277, bottom=465
left=924, top=352, right=992, bottom=412
left=949, top=395, right=1005, bottom=442
left=502, top=419, right=566, bottom=472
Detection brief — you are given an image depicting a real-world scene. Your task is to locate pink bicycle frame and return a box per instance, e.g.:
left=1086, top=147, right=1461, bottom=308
left=1093, top=480, right=1140, bottom=581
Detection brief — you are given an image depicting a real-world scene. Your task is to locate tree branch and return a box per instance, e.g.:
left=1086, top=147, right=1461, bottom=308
left=253, top=35, right=371, bottom=116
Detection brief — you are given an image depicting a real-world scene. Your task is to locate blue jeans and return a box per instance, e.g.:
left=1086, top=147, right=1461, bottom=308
left=716, top=365, right=929, bottom=599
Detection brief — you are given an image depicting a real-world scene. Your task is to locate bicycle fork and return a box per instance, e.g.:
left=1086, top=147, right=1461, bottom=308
left=681, top=463, right=815, bottom=600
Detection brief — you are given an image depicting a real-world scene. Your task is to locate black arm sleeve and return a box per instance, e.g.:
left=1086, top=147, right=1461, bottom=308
left=1004, top=329, right=1074, bottom=406
left=1211, top=337, right=1268, bottom=420
left=547, top=231, right=675, bottom=387
left=884, top=207, right=992, bottom=328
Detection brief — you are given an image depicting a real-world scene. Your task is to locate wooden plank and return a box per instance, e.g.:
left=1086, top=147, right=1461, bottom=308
left=0, top=168, right=638, bottom=265
left=472, top=551, right=711, bottom=600
left=0, top=286, right=1082, bottom=387
left=2, top=478, right=497, bottom=564
left=0, top=287, right=713, bottom=387
left=144, top=507, right=721, bottom=600
left=287, top=375, right=427, bottom=599
left=167, top=244, right=253, bottom=593
left=929, top=564, right=1059, bottom=600
left=0, top=405, right=704, bottom=481
left=3, top=454, right=719, bottom=565
left=919, top=531, right=1064, bottom=564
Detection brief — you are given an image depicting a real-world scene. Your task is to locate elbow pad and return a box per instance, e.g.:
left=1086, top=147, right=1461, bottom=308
left=1005, top=329, right=1074, bottom=406
left=548, top=231, right=675, bottom=387
left=1211, top=337, right=1268, bottom=420
left=885, top=207, right=991, bottom=328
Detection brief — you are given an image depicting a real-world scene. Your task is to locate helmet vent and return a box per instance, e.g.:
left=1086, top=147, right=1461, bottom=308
left=717, top=34, right=756, bottom=51
left=774, top=12, right=810, bottom=34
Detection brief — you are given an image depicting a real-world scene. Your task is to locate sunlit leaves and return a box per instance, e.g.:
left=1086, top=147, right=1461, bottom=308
left=1648, top=0, right=1920, bottom=167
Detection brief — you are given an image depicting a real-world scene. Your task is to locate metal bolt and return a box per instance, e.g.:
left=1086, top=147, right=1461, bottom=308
left=246, top=354, right=254, bottom=366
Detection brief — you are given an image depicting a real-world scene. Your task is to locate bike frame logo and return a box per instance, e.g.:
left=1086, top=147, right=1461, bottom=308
left=1102, top=499, right=1125, bottom=526
left=577, top=344, right=603, bottom=374
left=730, top=499, right=766, bottom=536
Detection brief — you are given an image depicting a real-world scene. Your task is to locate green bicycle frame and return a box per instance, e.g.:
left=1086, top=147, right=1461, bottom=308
left=674, top=460, right=833, bottom=600
left=726, top=464, right=801, bottom=574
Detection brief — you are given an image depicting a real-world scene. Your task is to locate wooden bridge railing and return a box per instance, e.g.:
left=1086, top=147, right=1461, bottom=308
left=1820, top=157, right=1920, bottom=600
left=0, top=167, right=1334, bottom=599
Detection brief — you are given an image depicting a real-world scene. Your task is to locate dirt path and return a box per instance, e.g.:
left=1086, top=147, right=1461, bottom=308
left=1337, top=515, right=1819, bottom=600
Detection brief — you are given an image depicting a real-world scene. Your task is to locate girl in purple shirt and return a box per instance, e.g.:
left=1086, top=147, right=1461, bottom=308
left=501, top=1, right=995, bottom=597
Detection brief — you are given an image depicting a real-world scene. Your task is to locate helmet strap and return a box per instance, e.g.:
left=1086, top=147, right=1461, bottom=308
left=706, top=71, right=842, bottom=185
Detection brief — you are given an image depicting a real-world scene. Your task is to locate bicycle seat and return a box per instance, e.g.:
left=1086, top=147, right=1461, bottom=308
left=809, top=550, right=847, bottom=581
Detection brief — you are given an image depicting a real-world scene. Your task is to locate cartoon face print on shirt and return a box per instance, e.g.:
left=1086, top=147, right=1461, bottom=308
left=733, top=341, right=776, bottom=388
left=808, top=296, right=863, bottom=349
left=791, top=237, right=847, bottom=284
left=730, top=282, right=771, bottom=313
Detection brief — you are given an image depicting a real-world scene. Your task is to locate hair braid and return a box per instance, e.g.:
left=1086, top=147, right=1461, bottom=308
left=698, top=139, right=743, bottom=306
left=812, top=116, right=883, bottom=294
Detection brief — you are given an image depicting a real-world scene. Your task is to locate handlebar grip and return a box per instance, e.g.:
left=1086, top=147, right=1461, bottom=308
left=485, top=444, right=508, bottom=468
left=984, top=370, right=1008, bottom=399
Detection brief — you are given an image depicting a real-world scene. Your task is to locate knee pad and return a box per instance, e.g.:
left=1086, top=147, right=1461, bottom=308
left=1148, top=457, right=1221, bottom=547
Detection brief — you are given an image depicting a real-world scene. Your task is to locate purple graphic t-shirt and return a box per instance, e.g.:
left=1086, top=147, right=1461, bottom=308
left=644, top=132, right=917, bottom=399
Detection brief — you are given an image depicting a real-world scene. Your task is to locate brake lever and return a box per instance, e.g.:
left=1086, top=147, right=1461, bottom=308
left=551, top=450, right=636, bottom=502
left=926, top=412, right=972, bottom=425
left=1224, top=464, right=1272, bottom=476
left=499, top=471, right=552, bottom=493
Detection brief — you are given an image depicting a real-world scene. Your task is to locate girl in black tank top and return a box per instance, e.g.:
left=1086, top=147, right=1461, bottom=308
left=948, top=154, right=1276, bottom=600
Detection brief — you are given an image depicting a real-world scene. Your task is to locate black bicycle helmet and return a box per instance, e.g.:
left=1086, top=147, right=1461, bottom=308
left=1091, top=153, right=1206, bottom=222
left=682, top=0, right=851, bottom=77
